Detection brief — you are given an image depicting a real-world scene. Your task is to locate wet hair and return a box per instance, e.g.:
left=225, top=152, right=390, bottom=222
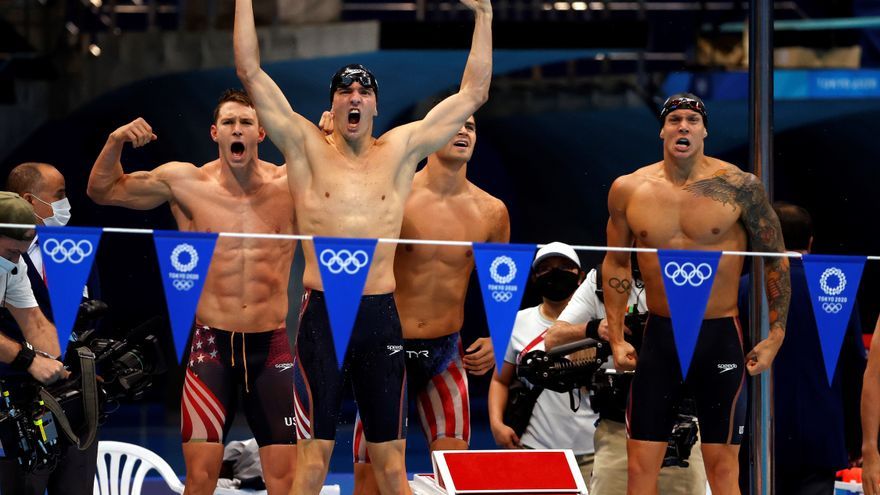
left=7, top=162, right=50, bottom=196
left=773, top=201, right=813, bottom=251
left=329, top=64, right=379, bottom=104
left=213, top=89, right=255, bottom=124
left=660, top=92, right=708, bottom=129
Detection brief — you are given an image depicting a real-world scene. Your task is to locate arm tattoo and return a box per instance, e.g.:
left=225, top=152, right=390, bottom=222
left=687, top=170, right=791, bottom=332
left=608, top=278, right=632, bottom=294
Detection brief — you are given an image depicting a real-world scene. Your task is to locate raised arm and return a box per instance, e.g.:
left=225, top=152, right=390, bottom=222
left=603, top=176, right=637, bottom=371
left=395, top=0, right=493, bottom=167
left=87, top=118, right=175, bottom=210
left=234, top=0, right=311, bottom=159
left=738, top=173, right=790, bottom=375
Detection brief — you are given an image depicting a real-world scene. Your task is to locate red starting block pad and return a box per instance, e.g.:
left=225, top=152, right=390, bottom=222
left=411, top=449, right=587, bottom=494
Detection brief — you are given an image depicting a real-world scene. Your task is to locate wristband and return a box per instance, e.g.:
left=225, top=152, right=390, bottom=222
left=585, top=319, right=602, bottom=339
left=11, top=341, right=36, bottom=372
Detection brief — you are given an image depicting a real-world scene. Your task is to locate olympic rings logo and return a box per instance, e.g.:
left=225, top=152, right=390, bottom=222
left=319, top=249, right=369, bottom=275
left=173, top=279, right=195, bottom=291
left=489, top=256, right=517, bottom=285
left=492, top=291, right=513, bottom=303
left=42, top=238, right=94, bottom=265
left=822, top=302, right=843, bottom=314
left=171, top=244, right=199, bottom=272
left=819, top=267, right=846, bottom=296
left=663, top=261, right=713, bottom=287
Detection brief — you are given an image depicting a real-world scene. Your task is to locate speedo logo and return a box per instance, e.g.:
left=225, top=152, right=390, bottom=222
left=717, top=363, right=738, bottom=374
left=275, top=363, right=295, bottom=372
left=387, top=345, right=404, bottom=356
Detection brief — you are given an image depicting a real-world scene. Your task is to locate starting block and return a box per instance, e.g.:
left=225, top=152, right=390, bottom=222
left=411, top=449, right=588, bottom=494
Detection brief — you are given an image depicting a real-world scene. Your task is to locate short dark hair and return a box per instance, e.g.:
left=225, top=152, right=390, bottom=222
left=7, top=162, right=48, bottom=195
left=212, top=89, right=255, bottom=124
left=773, top=201, right=813, bottom=251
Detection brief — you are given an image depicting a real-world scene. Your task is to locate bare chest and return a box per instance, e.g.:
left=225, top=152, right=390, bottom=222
left=304, top=166, right=399, bottom=212
left=627, top=187, right=743, bottom=247
left=398, top=193, right=492, bottom=265
left=294, top=150, right=409, bottom=237
left=171, top=181, right=294, bottom=235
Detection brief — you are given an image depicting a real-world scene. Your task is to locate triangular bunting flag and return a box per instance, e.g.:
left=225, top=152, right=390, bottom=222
left=802, top=254, right=866, bottom=386
left=657, top=249, right=721, bottom=379
left=37, top=226, right=102, bottom=357
left=472, top=243, right=537, bottom=371
left=313, top=237, right=378, bottom=368
left=153, top=230, right=218, bottom=362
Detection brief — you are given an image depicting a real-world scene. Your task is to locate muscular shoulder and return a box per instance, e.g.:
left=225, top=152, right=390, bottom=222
left=609, top=166, right=652, bottom=206
left=143, top=161, right=200, bottom=185
left=469, top=183, right=510, bottom=240
left=469, top=182, right=507, bottom=216
left=259, top=160, right=288, bottom=180
left=683, top=159, right=765, bottom=210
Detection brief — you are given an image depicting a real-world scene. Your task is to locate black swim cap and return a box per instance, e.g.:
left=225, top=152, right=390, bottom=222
left=329, top=64, right=379, bottom=104
left=660, top=93, right=708, bottom=129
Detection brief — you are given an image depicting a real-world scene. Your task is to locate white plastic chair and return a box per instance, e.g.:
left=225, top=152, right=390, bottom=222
left=94, top=440, right=185, bottom=495
left=94, top=439, right=341, bottom=495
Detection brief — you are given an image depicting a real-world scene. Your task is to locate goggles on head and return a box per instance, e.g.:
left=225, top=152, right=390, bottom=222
left=660, top=96, right=708, bottom=127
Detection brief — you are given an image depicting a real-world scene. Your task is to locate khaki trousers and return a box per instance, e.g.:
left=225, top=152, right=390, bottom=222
left=589, top=419, right=707, bottom=495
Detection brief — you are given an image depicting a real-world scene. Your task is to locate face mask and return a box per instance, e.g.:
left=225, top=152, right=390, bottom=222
left=534, top=269, right=580, bottom=302
left=0, top=256, right=17, bottom=274
left=31, top=195, right=71, bottom=227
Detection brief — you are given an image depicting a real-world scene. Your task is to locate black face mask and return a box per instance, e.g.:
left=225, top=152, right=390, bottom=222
left=534, top=269, right=580, bottom=302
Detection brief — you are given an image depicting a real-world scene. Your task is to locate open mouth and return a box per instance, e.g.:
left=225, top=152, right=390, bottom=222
left=674, top=138, right=690, bottom=151
left=453, top=139, right=469, bottom=148
left=231, top=142, right=245, bottom=158
left=348, top=109, right=361, bottom=126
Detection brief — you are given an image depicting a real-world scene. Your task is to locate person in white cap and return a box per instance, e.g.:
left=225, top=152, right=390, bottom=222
left=488, top=242, right=597, bottom=484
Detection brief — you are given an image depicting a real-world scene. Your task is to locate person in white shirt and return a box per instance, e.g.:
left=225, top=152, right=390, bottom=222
left=488, top=242, right=597, bottom=484
left=0, top=191, right=71, bottom=495
left=4, top=164, right=97, bottom=495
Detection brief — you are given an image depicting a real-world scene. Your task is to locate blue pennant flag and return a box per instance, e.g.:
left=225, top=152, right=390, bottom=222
left=473, top=243, right=537, bottom=371
left=802, top=254, right=866, bottom=386
left=153, top=231, right=218, bottom=362
left=313, top=237, right=377, bottom=368
left=657, top=249, right=721, bottom=379
left=37, top=226, right=102, bottom=357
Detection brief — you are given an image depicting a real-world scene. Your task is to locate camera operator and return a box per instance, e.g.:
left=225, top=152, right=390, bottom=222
left=488, top=242, right=598, bottom=483
left=2, top=163, right=99, bottom=495
left=543, top=256, right=707, bottom=495
left=0, top=191, right=75, bottom=494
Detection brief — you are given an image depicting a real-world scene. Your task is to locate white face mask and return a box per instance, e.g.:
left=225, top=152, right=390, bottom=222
left=0, top=256, right=17, bottom=274
left=31, top=195, right=71, bottom=227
